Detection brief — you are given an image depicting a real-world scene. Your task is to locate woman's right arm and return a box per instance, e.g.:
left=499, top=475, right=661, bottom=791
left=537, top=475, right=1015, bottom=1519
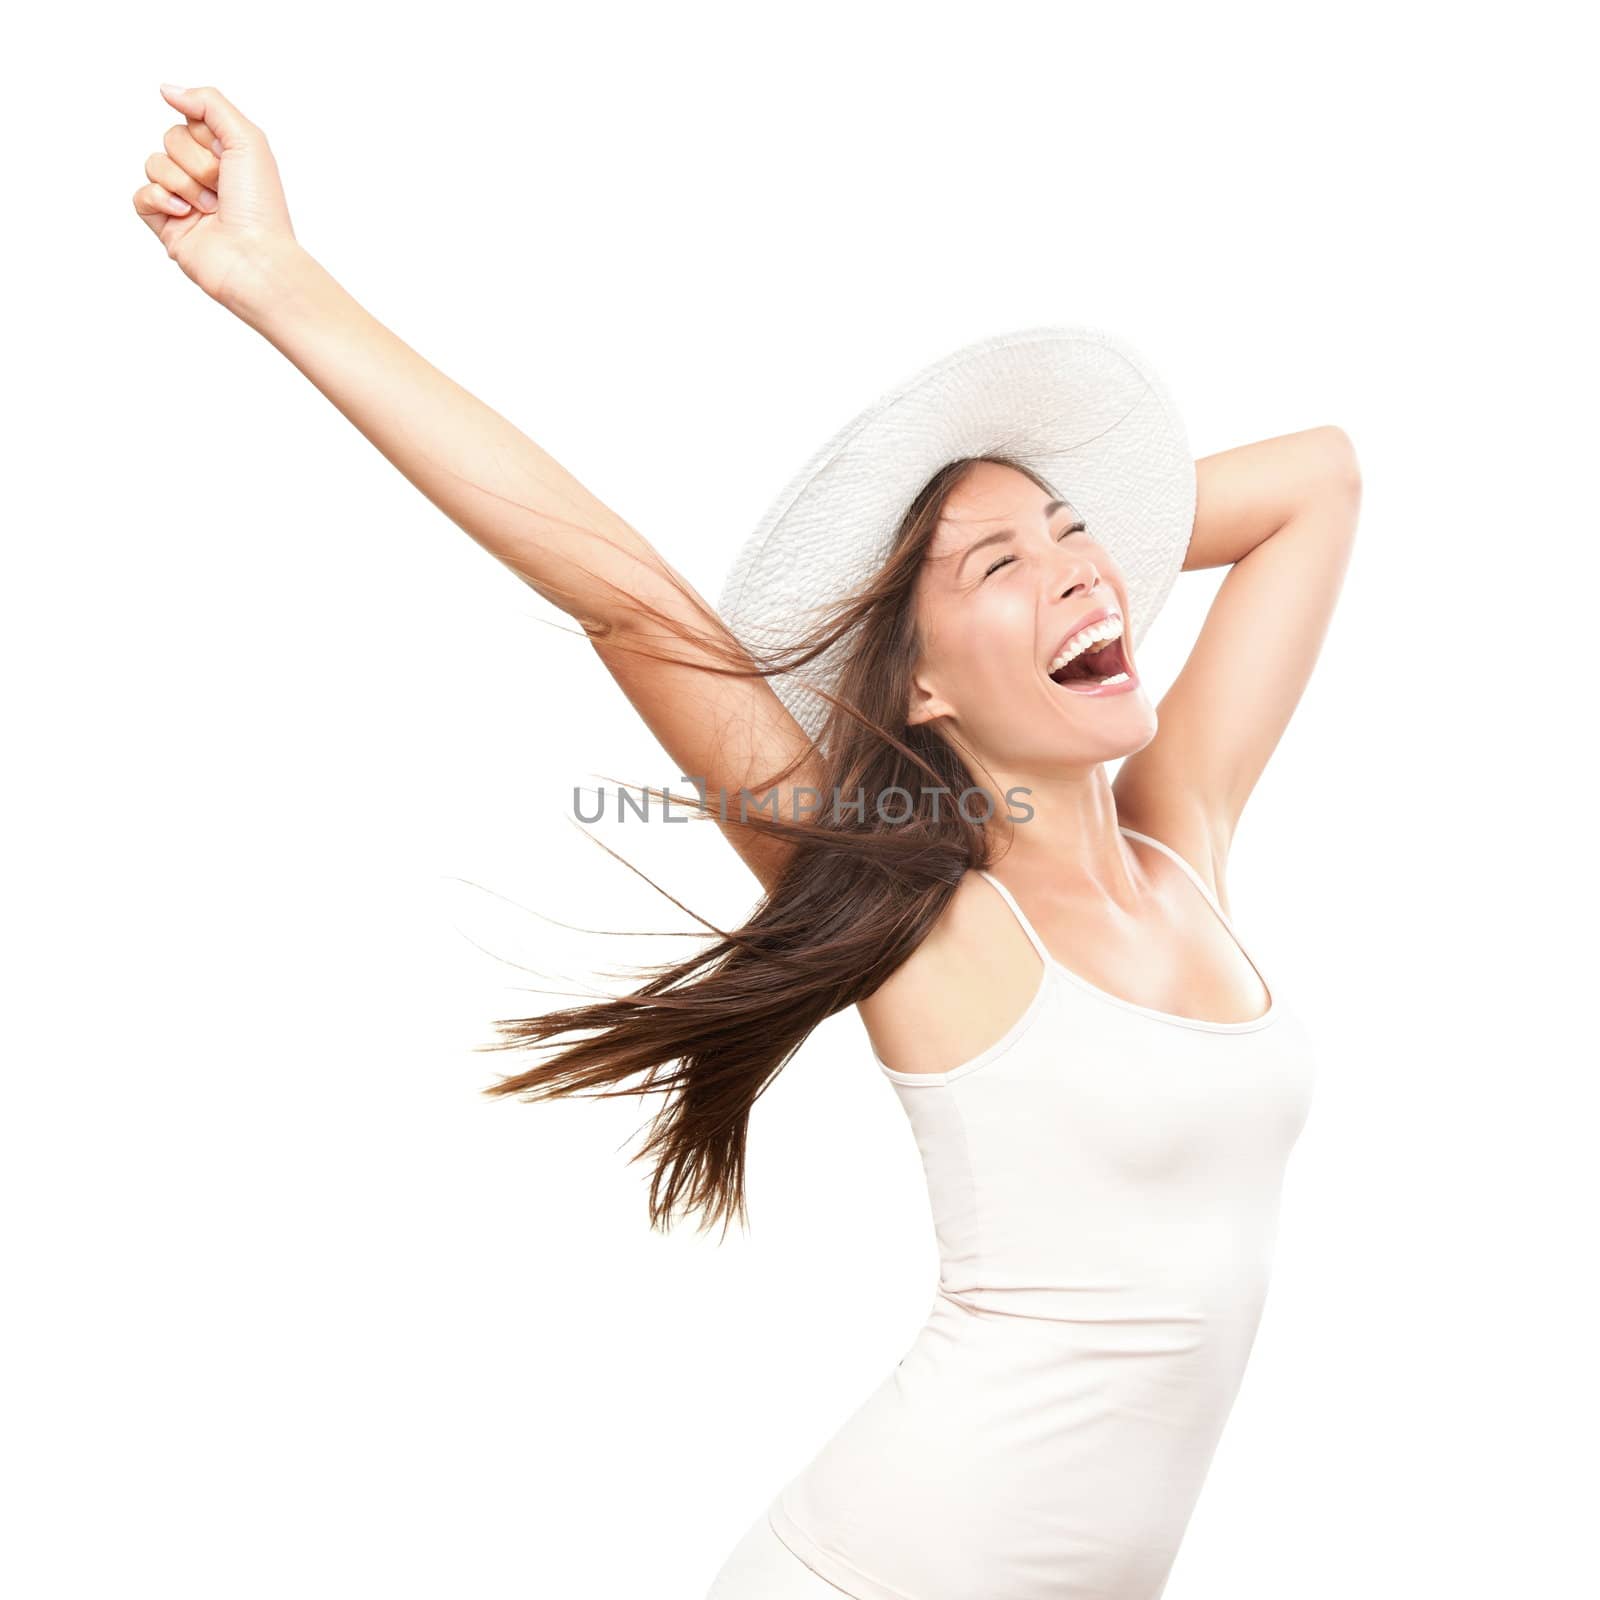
left=134, top=85, right=818, bottom=890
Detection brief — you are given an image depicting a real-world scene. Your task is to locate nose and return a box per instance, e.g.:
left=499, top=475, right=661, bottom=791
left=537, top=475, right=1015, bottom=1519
left=1052, top=543, right=1102, bottom=603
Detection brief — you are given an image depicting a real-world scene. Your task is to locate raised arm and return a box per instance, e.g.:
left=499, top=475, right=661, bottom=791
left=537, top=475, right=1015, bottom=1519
left=133, top=84, right=817, bottom=891
left=1113, top=425, right=1361, bottom=900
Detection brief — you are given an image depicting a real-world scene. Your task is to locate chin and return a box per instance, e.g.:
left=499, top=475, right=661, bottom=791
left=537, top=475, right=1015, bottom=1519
left=1063, top=698, right=1159, bottom=766
left=1116, top=699, right=1160, bottom=754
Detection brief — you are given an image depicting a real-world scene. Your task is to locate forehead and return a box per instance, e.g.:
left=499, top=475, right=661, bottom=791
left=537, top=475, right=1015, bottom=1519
left=924, top=463, right=1075, bottom=561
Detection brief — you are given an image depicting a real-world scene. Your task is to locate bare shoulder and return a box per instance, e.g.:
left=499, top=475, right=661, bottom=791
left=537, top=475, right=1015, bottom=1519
left=857, top=868, right=1045, bottom=1077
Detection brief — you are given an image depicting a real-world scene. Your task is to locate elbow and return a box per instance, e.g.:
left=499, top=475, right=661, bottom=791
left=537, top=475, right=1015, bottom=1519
left=1314, top=424, right=1364, bottom=511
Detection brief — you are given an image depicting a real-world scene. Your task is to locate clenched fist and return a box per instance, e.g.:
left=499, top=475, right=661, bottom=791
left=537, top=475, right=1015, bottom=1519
left=133, top=84, right=299, bottom=312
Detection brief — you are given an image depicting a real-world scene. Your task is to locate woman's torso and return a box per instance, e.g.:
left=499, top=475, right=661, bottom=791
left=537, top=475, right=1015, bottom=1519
left=765, top=825, right=1319, bottom=1599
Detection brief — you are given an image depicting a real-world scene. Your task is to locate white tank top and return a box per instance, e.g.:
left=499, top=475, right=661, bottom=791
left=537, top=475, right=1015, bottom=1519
left=765, top=826, right=1319, bottom=1599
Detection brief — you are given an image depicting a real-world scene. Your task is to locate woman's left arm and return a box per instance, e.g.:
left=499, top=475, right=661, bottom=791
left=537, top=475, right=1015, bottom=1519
left=1114, top=425, right=1362, bottom=869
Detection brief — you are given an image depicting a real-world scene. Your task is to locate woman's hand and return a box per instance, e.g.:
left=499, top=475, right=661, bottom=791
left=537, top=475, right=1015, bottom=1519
left=132, top=84, right=299, bottom=313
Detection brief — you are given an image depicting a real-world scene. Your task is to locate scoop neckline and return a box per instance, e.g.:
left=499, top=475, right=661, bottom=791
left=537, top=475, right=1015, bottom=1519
left=875, top=947, right=1277, bottom=1088
left=1042, top=953, right=1278, bottom=1034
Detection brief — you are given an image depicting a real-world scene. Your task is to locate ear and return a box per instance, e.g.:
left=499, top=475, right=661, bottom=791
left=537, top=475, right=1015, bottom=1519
left=906, top=668, right=956, bottom=729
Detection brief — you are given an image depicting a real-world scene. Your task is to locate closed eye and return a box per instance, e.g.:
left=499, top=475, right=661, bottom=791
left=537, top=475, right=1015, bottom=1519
left=982, top=520, right=1088, bottom=579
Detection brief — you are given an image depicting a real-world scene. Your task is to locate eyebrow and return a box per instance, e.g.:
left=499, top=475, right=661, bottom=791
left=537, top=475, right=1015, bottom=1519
left=955, top=499, right=1074, bottom=578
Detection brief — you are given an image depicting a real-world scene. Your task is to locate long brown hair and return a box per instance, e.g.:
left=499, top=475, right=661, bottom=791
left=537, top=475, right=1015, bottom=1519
left=480, top=454, right=1057, bottom=1237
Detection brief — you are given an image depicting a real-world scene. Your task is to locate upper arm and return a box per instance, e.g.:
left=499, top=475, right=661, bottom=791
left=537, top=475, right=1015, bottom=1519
left=1115, top=426, right=1361, bottom=864
left=584, top=564, right=824, bottom=896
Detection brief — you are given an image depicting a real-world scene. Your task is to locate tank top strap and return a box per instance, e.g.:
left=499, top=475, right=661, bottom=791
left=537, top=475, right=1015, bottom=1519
left=1117, top=826, right=1234, bottom=928
left=976, top=870, right=1055, bottom=967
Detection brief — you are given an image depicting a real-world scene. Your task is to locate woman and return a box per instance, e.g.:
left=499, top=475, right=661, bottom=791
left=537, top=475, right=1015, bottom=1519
left=134, top=84, right=1360, bottom=1599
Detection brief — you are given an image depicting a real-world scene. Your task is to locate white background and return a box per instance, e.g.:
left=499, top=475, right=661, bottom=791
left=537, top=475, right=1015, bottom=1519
left=6, top=4, right=1596, bottom=1596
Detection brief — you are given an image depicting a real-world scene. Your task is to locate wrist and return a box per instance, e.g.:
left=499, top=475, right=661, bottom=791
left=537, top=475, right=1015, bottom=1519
left=221, top=240, right=328, bottom=333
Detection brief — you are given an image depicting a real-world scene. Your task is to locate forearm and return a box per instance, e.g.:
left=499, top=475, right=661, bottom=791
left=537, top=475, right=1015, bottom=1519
left=226, top=244, right=676, bottom=625
left=1185, top=425, right=1362, bottom=571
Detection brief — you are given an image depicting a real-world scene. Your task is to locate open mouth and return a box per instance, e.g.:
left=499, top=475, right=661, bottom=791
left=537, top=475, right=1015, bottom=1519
left=1049, top=630, right=1139, bottom=694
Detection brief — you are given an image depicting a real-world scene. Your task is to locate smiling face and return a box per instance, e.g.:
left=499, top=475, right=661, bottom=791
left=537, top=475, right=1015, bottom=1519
left=905, top=460, right=1159, bottom=768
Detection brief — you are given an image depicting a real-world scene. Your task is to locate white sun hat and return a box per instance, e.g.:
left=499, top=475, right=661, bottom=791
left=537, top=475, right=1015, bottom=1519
left=716, top=325, right=1196, bottom=747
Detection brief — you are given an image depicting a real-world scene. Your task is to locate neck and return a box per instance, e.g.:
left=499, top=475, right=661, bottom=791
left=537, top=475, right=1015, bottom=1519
left=982, top=762, right=1144, bottom=905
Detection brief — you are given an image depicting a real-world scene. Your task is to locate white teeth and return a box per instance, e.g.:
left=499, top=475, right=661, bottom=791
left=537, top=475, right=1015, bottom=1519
left=1047, top=614, right=1124, bottom=676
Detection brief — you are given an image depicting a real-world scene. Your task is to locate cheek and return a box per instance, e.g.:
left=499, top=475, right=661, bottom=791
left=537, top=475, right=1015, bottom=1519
left=933, top=589, right=1038, bottom=705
